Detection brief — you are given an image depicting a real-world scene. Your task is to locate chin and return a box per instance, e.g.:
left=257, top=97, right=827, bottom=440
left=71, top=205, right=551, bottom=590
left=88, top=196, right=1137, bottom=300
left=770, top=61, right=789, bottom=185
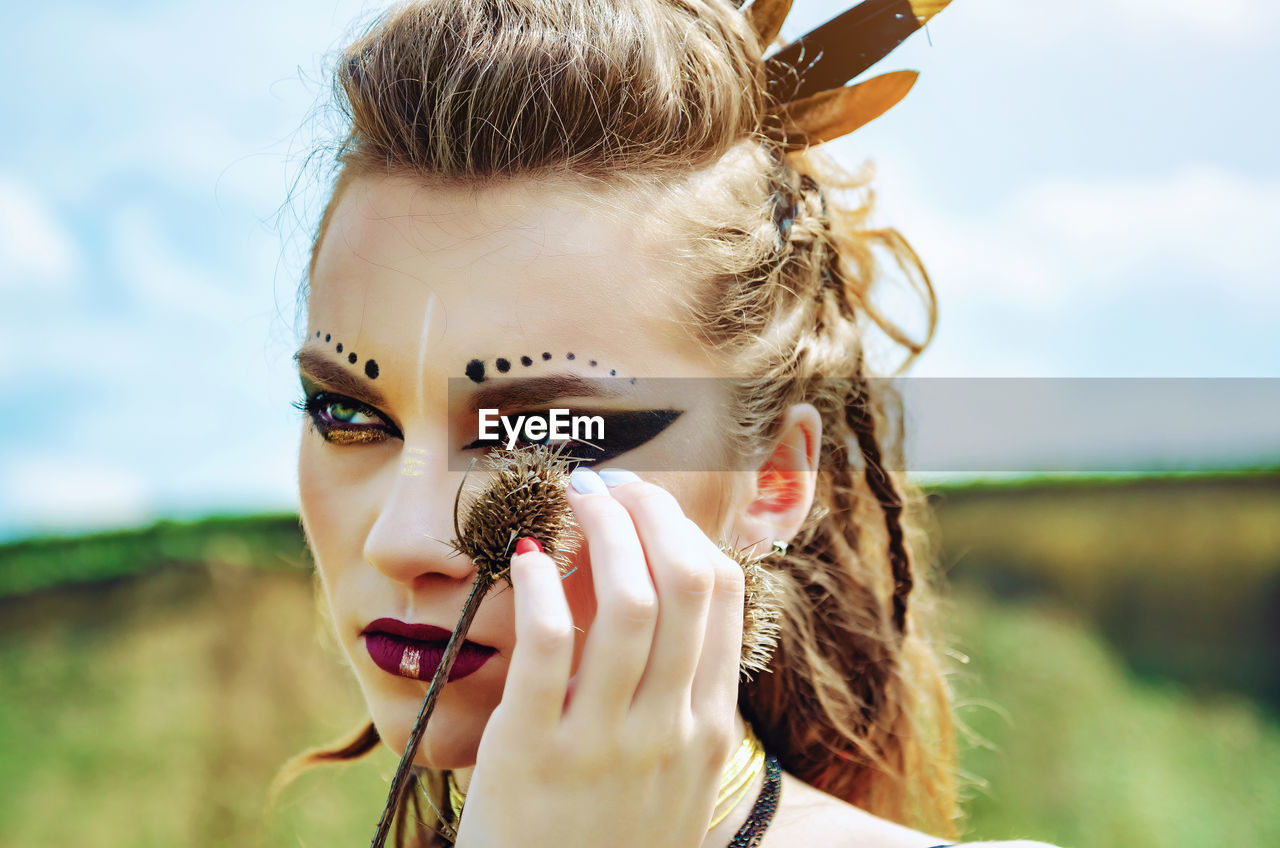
left=362, top=667, right=501, bottom=770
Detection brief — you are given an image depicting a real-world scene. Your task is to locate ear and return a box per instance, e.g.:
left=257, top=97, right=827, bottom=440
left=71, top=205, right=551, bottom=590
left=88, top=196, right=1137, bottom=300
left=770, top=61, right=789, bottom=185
left=728, top=403, right=822, bottom=558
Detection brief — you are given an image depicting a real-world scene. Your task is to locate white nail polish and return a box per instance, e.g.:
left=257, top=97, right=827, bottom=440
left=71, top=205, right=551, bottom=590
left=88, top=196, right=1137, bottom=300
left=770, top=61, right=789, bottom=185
left=597, top=468, right=640, bottom=487
left=569, top=466, right=609, bottom=495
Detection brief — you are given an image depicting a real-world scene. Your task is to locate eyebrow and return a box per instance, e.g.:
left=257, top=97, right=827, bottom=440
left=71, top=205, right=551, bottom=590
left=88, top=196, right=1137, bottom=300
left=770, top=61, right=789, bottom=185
left=295, top=348, right=390, bottom=408
left=469, top=375, right=630, bottom=411
left=296, top=347, right=632, bottom=412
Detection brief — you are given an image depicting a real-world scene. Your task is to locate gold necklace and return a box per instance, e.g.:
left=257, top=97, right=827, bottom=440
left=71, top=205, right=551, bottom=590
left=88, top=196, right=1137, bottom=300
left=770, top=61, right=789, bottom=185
left=446, top=722, right=766, bottom=832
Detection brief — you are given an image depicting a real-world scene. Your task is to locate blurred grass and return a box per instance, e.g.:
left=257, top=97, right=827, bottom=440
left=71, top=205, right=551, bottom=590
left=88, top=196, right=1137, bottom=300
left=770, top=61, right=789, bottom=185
left=0, top=564, right=388, bottom=848
left=929, top=470, right=1280, bottom=708
left=947, top=594, right=1280, bottom=846
left=0, top=513, right=307, bottom=597
left=1, top=472, right=1277, bottom=846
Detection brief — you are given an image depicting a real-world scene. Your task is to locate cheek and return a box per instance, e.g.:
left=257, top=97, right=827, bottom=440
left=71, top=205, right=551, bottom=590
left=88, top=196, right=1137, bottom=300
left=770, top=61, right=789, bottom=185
left=646, top=471, right=729, bottom=539
left=298, top=439, right=360, bottom=592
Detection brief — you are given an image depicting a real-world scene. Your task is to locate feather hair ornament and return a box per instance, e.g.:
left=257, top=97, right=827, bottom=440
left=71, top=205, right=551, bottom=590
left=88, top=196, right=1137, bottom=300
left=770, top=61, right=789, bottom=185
left=370, top=441, right=784, bottom=846
left=737, top=0, right=955, bottom=150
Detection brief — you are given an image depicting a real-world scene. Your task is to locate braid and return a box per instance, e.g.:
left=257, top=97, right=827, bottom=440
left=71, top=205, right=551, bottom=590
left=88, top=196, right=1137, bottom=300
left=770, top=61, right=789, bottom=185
left=770, top=151, right=915, bottom=638
left=845, top=371, right=913, bottom=637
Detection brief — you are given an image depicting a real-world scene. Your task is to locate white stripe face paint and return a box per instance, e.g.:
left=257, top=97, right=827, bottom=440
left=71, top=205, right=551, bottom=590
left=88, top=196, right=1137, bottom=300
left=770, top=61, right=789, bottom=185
left=400, top=290, right=438, bottom=477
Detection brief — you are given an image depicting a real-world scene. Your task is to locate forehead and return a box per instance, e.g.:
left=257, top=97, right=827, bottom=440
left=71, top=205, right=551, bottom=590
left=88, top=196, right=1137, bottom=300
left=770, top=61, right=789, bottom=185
left=307, top=174, right=711, bottom=387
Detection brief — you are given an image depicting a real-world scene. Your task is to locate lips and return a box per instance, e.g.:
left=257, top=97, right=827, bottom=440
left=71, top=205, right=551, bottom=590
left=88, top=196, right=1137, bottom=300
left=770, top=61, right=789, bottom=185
left=362, top=617, right=496, bottom=683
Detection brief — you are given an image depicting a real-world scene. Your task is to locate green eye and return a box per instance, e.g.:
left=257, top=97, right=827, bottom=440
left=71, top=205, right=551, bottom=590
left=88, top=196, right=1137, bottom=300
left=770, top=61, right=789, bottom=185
left=330, top=400, right=369, bottom=424
left=292, top=390, right=400, bottom=446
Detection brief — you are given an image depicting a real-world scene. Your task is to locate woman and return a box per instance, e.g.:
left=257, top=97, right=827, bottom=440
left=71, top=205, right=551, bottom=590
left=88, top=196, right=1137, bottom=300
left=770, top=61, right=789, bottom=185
left=274, top=1, right=1061, bottom=846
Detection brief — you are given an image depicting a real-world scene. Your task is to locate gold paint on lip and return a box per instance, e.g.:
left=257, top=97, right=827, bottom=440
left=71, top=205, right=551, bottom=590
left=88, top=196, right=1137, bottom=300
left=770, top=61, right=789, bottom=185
left=399, top=645, right=422, bottom=678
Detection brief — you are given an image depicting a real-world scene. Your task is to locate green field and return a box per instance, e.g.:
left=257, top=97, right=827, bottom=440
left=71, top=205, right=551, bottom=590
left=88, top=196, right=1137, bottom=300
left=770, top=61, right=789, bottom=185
left=2, top=472, right=1277, bottom=847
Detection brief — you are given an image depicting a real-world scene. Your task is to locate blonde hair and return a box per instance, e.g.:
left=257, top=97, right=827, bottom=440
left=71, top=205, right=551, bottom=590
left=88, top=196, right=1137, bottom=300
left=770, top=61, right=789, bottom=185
left=273, top=0, right=961, bottom=843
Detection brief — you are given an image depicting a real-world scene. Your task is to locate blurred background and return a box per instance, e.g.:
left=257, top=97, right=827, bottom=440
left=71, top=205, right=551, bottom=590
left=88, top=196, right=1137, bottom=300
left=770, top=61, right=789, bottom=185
left=2, top=1, right=1277, bottom=846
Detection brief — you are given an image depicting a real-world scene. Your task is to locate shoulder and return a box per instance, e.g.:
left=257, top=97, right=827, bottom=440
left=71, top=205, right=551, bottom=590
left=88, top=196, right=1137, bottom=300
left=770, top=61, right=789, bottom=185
left=766, top=770, right=1061, bottom=848
left=764, top=771, right=944, bottom=847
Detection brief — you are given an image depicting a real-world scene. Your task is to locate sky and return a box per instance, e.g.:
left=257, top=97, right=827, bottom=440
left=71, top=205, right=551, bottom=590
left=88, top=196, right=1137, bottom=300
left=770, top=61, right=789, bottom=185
left=2, top=0, right=1278, bottom=541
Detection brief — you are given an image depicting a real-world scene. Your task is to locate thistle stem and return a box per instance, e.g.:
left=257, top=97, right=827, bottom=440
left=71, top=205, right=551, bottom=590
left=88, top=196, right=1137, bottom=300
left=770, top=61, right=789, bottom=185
left=371, top=571, right=495, bottom=848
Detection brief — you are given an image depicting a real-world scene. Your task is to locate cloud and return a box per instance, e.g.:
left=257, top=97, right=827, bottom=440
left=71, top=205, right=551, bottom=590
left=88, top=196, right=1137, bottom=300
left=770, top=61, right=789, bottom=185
left=0, top=454, right=152, bottom=534
left=108, top=204, right=250, bottom=320
left=0, top=175, right=81, bottom=290
left=868, top=158, right=1280, bottom=305
left=1111, top=0, right=1271, bottom=39
left=925, top=0, right=1280, bottom=48
left=1014, top=166, right=1280, bottom=298
left=855, top=156, right=1280, bottom=376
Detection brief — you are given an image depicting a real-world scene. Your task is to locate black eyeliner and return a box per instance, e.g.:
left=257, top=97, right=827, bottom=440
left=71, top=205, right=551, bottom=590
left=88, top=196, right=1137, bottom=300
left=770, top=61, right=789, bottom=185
left=462, top=408, right=683, bottom=464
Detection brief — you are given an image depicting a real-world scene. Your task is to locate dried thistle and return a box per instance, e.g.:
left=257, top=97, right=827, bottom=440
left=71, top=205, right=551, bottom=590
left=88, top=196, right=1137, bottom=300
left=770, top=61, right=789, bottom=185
left=716, top=540, right=784, bottom=681
left=451, top=441, right=581, bottom=582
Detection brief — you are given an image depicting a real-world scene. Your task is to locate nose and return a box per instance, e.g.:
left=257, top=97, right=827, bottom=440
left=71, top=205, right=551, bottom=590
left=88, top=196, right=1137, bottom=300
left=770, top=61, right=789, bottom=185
left=362, top=446, right=475, bottom=585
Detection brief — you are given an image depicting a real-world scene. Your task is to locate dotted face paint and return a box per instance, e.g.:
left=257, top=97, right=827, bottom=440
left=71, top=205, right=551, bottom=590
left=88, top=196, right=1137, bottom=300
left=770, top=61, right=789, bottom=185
left=312, top=330, right=380, bottom=380
left=462, top=351, right=624, bottom=383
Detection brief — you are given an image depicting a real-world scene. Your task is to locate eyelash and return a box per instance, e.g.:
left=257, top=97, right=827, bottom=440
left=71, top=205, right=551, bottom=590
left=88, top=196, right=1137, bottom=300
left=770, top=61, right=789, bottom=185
left=292, top=391, right=400, bottom=446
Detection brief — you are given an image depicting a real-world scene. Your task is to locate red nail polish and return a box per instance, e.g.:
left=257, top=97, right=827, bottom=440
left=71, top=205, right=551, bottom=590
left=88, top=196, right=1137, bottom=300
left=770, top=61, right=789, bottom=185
left=515, top=536, right=543, bottom=555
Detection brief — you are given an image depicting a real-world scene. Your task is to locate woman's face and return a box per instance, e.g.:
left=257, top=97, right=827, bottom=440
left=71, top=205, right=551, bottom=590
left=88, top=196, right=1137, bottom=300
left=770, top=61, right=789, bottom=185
left=297, top=173, right=741, bottom=769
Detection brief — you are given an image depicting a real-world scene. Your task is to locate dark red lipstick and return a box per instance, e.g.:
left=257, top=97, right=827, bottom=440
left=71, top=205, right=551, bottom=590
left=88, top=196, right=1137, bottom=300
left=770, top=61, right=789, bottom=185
left=362, top=617, right=496, bottom=682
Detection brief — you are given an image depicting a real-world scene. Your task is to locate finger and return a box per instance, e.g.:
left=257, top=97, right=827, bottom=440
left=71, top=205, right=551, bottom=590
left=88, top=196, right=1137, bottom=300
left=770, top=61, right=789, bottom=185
left=604, top=476, right=715, bottom=716
left=688, top=531, right=746, bottom=724
left=561, top=466, right=658, bottom=726
left=504, top=542, right=575, bottom=729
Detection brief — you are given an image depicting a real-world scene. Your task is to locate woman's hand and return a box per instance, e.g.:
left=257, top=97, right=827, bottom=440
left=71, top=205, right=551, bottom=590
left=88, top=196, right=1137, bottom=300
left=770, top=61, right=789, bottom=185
left=454, top=466, right=747, bottom=848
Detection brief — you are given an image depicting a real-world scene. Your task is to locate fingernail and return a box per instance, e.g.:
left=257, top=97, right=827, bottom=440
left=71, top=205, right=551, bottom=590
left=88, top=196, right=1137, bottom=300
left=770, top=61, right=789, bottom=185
left=597, top=468, right=640, bottom=487
left=515, top=536, right=543, bottom=556
left=569, top=466, right=608, bottom=495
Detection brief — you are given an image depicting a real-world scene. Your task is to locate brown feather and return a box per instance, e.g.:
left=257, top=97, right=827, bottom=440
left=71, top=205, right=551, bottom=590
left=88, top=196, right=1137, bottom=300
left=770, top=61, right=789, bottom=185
left=771, top=70, right=918, bottom=150
left=746, top=0, right=794, bottom=51
left=910, top=0, right=952, bottom=24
